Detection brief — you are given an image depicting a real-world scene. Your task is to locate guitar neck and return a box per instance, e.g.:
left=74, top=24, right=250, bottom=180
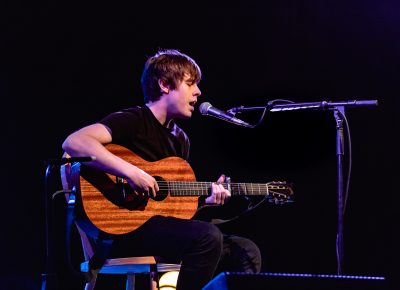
left=162, top=181, right=274, bottom=196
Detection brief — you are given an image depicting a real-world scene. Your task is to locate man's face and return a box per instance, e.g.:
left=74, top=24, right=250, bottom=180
left=167, top=74, right=201, bottom=119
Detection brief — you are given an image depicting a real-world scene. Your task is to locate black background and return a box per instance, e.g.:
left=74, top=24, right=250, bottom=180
left=1, top=0, right=398, bottom=289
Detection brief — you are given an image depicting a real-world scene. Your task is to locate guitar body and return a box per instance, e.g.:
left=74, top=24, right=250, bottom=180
left=66, top=144, right=199, bottom=236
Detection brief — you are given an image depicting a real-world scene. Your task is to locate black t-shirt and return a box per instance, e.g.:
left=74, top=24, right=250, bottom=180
left=98, top=105, right=190, bottom=161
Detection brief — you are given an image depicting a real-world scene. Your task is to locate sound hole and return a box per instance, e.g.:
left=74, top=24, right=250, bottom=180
left=114, top=176, right=147, bottom=210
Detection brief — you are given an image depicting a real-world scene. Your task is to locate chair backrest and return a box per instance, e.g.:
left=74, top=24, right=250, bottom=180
left=60, top=159, right=93, bottom=261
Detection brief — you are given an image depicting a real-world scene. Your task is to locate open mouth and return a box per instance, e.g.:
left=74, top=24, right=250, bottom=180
left=189, top=101, right=197, bottom=111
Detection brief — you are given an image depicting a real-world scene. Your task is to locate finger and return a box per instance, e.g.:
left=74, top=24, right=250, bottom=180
left=218, top=184, right=226, bottom=204
left=205, top=195, right=215, bottom=204
left=148, top=188, right=153, bottom=196
left=154, top=180, right=159, bottom=192
left=211, top=183, right=220, bottom=204
left=149, top=185, right=157, bottom=197
left=217, top=174, right=225, bottom=183
left=215, top=192, right=221, bottom=204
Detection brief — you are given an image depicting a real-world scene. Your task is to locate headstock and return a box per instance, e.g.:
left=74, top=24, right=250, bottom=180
left=266, top=181, right=294, bottom=204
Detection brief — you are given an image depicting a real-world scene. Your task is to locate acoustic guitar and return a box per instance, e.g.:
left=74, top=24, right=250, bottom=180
left=61, top=144, right=294, bottom=236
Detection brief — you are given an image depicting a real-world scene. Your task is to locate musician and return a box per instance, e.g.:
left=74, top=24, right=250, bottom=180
left=62, top=48, right=261, bottom=290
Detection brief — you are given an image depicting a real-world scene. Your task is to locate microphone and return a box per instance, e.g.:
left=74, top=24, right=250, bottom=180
left=199, top=102, right=251, bottom=127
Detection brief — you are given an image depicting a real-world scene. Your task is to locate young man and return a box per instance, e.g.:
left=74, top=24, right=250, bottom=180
left=62, top=49, right=261, bottom=290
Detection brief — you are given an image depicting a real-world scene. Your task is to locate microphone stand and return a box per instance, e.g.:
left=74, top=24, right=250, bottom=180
left=229, top=99, right=378, bottom=275
left=41, top=157, right=94, bottom=290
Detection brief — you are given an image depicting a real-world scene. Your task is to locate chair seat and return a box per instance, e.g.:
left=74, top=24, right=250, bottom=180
left=81, top=256, right=181, bottom=275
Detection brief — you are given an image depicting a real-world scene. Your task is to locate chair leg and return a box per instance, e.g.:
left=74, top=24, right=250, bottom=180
left=150, top=271, right=158, bottom=290
left=84, top=278, right=96, bottom=290
left=126, top=273, right=135, bottom=290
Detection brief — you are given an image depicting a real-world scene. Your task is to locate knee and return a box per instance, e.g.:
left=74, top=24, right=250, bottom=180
left=243, top=240, right=262, bottom=273
left=232, top=237, right=262, bottom=273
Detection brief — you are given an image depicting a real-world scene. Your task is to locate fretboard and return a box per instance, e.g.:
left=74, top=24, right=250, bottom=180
left=157, top=181, right=274, bottom=196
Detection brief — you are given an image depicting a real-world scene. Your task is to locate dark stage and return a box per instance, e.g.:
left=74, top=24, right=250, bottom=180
left=1, top=0, right=397, bottom=289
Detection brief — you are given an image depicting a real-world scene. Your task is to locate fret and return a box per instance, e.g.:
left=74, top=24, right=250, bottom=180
left=245, top=183, right=251, bottom=196
left=241, top=183, right=247, bottom=195
left=232, top=183, right=239, bottom=195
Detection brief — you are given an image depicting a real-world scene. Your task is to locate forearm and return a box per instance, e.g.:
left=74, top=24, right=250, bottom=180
left=62, top=132, right=138, bottom=180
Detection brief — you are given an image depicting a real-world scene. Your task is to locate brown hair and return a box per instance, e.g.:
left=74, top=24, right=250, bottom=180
left=141, top=49, right=202, bottom=103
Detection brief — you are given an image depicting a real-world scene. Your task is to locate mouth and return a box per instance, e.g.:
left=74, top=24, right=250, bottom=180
left=189, top=101, right=197, bottom=110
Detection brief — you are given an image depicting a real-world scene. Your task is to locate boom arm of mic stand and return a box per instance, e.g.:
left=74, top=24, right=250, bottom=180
left=228, top=100, right=378, bottom=113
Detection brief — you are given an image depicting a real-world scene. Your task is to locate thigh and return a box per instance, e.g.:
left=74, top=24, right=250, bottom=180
left=108, top=215, right=219, bottom=260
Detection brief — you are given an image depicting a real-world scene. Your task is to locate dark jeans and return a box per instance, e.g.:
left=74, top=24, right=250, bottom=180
left=93, top=215, right=261, bottom=290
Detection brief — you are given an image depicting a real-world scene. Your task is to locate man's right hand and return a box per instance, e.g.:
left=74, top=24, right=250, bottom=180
left=126, top=167, right=159, bottom=197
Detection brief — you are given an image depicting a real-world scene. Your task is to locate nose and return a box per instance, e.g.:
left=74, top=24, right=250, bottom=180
left=194, top=84, right=201, bottom=97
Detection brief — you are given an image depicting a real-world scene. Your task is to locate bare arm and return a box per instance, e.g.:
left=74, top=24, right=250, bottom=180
left=62, top=123, right=159, bottom=195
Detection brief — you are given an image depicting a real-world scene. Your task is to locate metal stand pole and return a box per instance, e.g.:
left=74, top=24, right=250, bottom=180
left=334, top=106, right=345, bottom=275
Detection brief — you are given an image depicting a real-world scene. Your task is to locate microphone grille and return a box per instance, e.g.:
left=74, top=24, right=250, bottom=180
left=199, top=102, right=212, bottom=115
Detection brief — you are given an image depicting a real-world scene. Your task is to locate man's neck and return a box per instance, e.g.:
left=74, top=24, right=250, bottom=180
left=146, top=102, right=171, bottom=127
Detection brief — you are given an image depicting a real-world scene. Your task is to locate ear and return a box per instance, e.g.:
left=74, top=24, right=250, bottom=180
left=158, top=79, right=170, bottom=94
